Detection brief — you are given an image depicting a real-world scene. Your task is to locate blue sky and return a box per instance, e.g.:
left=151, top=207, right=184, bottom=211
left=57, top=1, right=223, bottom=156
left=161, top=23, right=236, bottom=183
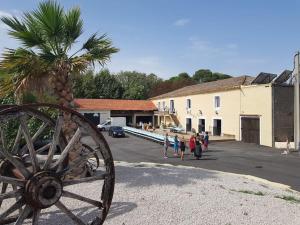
left=0, top=0, right=300, bottom=79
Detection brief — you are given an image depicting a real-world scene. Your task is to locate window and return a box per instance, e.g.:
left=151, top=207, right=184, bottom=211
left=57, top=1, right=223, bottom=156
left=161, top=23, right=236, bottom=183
left=186, top=99, right=191, bottom=109
left=170, top=100, right=175, bottom=112
left=157, top=102, right=161, bottom=110
left=214, top=96, right=220, bottom=109
left=162, top=101, right=166, bottom=110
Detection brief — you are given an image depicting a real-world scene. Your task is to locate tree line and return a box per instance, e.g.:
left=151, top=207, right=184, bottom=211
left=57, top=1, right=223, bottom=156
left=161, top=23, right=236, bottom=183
left=73, top=69, right=232, bottom=100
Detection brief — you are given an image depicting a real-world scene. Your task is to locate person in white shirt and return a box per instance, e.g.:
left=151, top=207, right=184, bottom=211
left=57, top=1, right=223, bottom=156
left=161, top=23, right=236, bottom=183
left=163, top=133, right=170, bottom=159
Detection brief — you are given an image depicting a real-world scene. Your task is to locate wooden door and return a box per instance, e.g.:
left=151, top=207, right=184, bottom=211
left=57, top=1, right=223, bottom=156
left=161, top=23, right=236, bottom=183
left=241, top=117, right=260, bottom=144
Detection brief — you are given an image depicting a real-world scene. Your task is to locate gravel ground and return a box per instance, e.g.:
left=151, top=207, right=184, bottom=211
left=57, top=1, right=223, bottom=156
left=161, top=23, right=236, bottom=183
left=6, top=161, right=300, bottom=225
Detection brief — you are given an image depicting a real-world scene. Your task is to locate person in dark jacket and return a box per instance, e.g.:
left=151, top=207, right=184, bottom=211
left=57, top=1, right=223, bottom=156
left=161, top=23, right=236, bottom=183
left=194, top=136, right=202, bottom=160
left=179, top=136, right=186, bottom=160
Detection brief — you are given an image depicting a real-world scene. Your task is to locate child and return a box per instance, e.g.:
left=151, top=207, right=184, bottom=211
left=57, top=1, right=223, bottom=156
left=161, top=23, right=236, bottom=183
left=179, top=136, right=186, bottom=160
left=282, top=136, right=290, bottom=155
left=174, top=135, right=179, bottom=156
left=203, top=131, right=209, bottom=151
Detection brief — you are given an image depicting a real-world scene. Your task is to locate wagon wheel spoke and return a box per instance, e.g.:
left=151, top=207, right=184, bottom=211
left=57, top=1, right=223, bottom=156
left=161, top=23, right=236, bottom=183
left=0, top=104, right=115, bottom=225
left=63, top=152, right=96, bottom=175
left=62, top=190, right=103, bottom=208
left=15, top=205, right=32, bottom=225
left=0, top=198, right=25, bottom=221
left=32, top=209, right=40, bottom=225
left=51, top=128, right=81, bottom=171
left=0, top=128, right=6, bottom=149
left=63, top=172, right=108, bottom=186
left=0, top=182, right=8, bottom=207
left=20, top=122, right=49, bottom=155
left=19, top=114, right=40, bottom=173
left=35, top=143, right=51, bottom=154
left=12, top=185, right=22, bottom=214
left=43, top=115, right=64, bottom=170
left=0, top=145, right=30, bottom=179
left=0, top=188, right=22, bottom=202
left=55, top=201, right=86, bottom=225
left=11, top=126, right=22, bottom=154
left=0, top=176, right=25, bottom=187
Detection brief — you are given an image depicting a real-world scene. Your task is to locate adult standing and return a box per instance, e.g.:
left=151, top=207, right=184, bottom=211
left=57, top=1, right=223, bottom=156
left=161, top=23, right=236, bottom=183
left=189, top=135, right=196, bottom=154
left=174, top=135, right=179, bottom=156
left=179, top=136, right=186, bottom=160
left=195, top=136, right=202, bottom=160
left=163, top=133, right=170, bottom=159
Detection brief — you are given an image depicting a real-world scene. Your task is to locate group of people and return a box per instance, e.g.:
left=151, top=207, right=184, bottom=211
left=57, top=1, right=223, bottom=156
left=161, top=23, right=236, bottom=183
left=163, top=132, right=209, bottom=160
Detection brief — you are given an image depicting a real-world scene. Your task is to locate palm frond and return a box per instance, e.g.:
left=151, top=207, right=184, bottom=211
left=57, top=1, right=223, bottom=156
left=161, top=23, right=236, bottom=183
left=79, top=34, right=119, bottom=66
left=70, top=56, right=89, bottom=74
left=63, top=7, right=83, bottom=49
left=0, top=48, right=51, bottom=97
left=32, top=0, right=64, bottom=54
left=82, top=33, right=104, bottom=51
left=1, top=16, right=27, bottom=32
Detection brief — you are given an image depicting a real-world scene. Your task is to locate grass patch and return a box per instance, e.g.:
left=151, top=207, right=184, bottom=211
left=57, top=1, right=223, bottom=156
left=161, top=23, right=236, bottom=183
left=231, top=189, right=265, bottom=196
left=275, top=195, right=300, bottom=203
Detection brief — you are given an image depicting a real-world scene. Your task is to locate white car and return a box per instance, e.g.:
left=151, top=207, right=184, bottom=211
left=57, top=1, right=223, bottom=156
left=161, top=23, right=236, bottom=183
left=97, top=120, right=111, bottom=131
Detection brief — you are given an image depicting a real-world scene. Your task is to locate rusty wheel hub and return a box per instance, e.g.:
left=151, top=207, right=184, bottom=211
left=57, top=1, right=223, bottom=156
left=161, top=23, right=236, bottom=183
left=25, top=172, right=62, bottom=209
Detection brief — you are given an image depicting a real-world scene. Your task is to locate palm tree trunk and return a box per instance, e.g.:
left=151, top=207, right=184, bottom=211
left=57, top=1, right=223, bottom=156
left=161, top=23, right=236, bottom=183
left=50, top=61, right=87, bottom=177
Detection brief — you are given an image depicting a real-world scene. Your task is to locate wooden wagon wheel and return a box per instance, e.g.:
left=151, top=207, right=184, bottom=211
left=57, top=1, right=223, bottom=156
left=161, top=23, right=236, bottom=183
left=0, top=104, right=115, bottom=225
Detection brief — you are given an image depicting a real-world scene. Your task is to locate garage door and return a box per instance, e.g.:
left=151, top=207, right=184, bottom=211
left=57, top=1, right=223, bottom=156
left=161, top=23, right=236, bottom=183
left=241, top=117, right=260, bottom=144
left=83, top=113, right=100, bottom=125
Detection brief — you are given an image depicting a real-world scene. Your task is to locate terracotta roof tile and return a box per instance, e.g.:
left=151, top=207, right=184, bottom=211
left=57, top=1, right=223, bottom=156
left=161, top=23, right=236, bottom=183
left=150, top=76, right=254, bottom=100
left=74, top=99, right=157, bottom=111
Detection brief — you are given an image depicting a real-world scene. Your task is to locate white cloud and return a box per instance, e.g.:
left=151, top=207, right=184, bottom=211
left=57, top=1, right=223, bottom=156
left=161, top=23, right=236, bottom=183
left=174, top=18, right=190, bottom=27
left=186, top=37, right=238, bottom=58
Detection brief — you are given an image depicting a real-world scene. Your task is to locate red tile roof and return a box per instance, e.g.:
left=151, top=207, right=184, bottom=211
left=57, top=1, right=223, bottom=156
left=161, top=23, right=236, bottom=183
left=74, top=99, right=157, bottom=111
left=150, top=76, right=255, bottom=100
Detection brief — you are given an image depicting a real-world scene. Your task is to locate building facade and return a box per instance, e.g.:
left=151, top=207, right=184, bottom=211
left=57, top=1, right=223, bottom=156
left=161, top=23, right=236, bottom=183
left=75, top=99, right=156, bottom=126
left=151, top=73, right=294, bottom=147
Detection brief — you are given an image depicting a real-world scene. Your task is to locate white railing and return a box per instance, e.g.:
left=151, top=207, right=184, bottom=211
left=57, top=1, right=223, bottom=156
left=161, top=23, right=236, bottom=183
left=123, top=126, right=174, bottom=146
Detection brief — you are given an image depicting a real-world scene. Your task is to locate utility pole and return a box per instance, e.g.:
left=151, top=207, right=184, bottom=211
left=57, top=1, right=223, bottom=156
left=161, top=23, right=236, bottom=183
left=294, top=52, right=300, bottom=152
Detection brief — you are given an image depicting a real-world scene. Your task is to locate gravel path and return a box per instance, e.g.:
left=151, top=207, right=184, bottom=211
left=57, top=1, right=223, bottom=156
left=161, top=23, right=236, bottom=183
left=10, top=161, right=300, bottom=224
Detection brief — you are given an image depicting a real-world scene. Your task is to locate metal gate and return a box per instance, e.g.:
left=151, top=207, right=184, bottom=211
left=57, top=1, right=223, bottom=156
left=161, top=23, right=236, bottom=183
left=241, top=117, right=260, bottom=144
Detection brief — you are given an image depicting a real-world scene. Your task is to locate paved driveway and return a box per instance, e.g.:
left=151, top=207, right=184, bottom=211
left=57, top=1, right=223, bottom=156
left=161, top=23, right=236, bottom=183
left=102, top=133, right=300, bottom=191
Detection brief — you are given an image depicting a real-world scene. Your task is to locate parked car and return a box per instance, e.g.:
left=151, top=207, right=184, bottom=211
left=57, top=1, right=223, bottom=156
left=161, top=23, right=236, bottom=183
left=97, top=117, right=126, bottom=131
left=108, top=126, right=125, bottom=137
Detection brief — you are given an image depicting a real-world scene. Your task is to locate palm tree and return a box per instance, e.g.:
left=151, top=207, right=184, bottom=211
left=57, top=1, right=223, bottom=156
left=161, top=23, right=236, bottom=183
left=0, top=0, right=118, bottom=106
left=0, top=1, right=118, bottom=175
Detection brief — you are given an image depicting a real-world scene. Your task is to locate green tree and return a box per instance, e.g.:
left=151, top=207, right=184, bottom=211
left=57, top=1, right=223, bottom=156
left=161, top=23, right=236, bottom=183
left=94, top=69, right=123, bottom=99
left=193, top=69, right=232, bottom=83
left=80, top=70, right=97, bottom=98
left=116, top=71, right=160, bottom=99
left=0, top=1, right=118, bottom=167
left=149, top=72, right=196, bottom=98
left=192, top=69, right=213, bottom=83
left=0, top=0, right=118, bottom=107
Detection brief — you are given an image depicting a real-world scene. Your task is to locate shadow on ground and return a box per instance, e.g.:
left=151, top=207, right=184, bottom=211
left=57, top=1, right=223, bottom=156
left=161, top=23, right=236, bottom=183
left=35, top=201, right=137, bottom=224
left=115, top=163, right=217, bottom=188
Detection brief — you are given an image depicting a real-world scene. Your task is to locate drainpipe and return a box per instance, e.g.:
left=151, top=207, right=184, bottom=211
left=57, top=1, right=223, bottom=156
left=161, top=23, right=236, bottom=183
left=272, top=84, right=275, bottom=148
left=294, top=52, right=300, bottom=152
